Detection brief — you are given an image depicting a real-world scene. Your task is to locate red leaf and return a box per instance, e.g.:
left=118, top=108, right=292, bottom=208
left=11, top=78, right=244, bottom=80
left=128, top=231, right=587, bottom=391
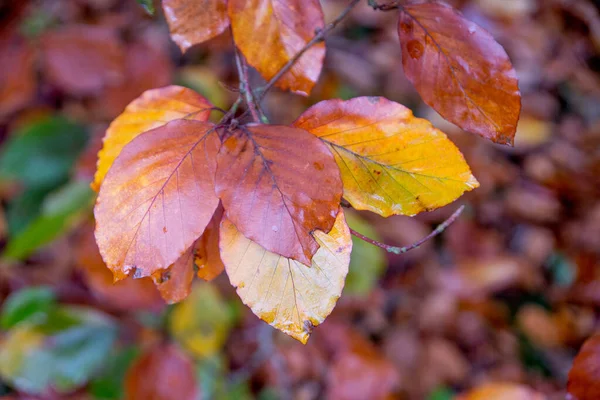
left=0, top=35, right=35, bottom=118
left=398, top=2, right=521, bottom=145
left=125, top=344, right=198, bottom=400
left=40, top=25, right=126, bottom=96
left=94, top=120, right=220, bottom=280
left=215, top=124, right=342, bottom=265
left=152, top=243, right=196, bottom=305
left=568, top=334, right=600, bottom=400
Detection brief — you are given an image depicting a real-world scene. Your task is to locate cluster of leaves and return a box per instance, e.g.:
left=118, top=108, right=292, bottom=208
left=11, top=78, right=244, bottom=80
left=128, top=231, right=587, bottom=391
left=93, top=0, right=523, bottom=343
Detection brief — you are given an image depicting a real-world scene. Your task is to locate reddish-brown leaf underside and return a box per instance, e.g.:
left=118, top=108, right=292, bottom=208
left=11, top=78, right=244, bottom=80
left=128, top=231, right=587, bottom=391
left=152, top=242, right=196, bottom=305
left=163, top=0, right=229, bottom=52
left=215, top=124, right=342, bottom=265
left=124, top=344, right=198, bottom=400
left=40, top=25, right=126, bottom=96
left=94, top=120, right=220, bottom=281
left=195, top=205, right=225, bottom=281
left=228, top=0, right=325, bottom=96
left=568, top=334, right=600, bottom=400
left=398, top=2, right=521, bottom=145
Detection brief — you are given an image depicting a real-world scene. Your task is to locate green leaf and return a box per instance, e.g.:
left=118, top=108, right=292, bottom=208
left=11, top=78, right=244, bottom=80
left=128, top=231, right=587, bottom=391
left=427, top=386, right=453, bottom=400
left=1, top=286, right=56, bottom=330
left=136, top=0, right=155, bottom=15
left=5, top=187, right=54, bottom=236
left=344, top=211, right=386, bottom=296
left=3, top=181, right=95, bottom=261
left=89, top=347, right=141, bottom=400
left=0, top=116, right=87, bottom=190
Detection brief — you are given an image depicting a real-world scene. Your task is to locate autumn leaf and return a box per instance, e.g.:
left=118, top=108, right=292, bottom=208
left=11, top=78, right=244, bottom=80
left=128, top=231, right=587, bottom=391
left=293, top=97, right=479, bottom=217
left=94, top=120, right=220, bottom=281
left=215, top=124, right=342, bottom=265
left=76, top=225, right=164, bottom=312
left=567, top=334, right=600, bottom=400
left=0, top=35, right=35, bottom=118
left=195, top=205, right=225, bottom=281
left=92, top=85, right=212, bottom=191
left=40, top=25, right=126, bottom=96
left=398, top=3, right=521, bottom=145
left=124, top=344, right=198, bottom=400
left=163, top=0, right=229, bottom=52
left=220, top=210, right=351, bottom=344
left=228, top=0, right=325, bottom=95
left=152, top=243, right=196, bottom=305
left=456, top=382, right=545, bottom=400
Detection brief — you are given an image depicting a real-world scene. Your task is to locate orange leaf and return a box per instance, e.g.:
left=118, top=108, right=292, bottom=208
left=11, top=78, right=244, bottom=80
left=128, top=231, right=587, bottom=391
left=92, top=85, right=212, bottom=192
left=398, top=3, right=521, bottom=145
left=94, top=120, right=220, bottom=281
left=228, top=0, right=325, bottom=96
left=163, top=0, right=229, bottom=52
left=40, top=25, right=126, bottom=96
left=456, top=383, right=545, bottom=400
left=152, top=243, right=196, bottom=305
left=568, top=334, right=600, bottom=400
left=215, top=124, right=342, bottom=265
left=294, top=97, right=478, bottom=217
left=0, top=35, right=35, bottom=118
left=195, top=205, right=225, bottom=281
left=125, top=344, right=198, bottom=400
left=220, top=211, right=351, bottom=344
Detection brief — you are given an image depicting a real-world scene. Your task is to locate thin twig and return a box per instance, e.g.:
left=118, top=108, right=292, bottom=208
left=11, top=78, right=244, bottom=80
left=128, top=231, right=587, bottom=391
left=234, top=47, right=261, bottom=123
left=368, top=0, right=401, bottom=11
left=258, top=0, right=361, bottom=100
left=350, top=205, right=465, bottom=254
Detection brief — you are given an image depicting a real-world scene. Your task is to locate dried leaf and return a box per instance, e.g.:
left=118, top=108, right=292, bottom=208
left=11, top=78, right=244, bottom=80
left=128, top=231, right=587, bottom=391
left=40, top=25, right=126, bottom=96
left=215, top=124, right=342, bottom=265
left=194, top=205, right=225, bottom=281
left=568, top=334, right=600, bottom=400
left=228, top=0, right=325, bottom=95
left=220, top=210, right=351, bottom=344
left=92, top=85, right=212, bottom=192
left=94, top=120, right=220, bottom=281
left=293, top=97, right=478, bottom=217
left=124, top=344, right=198, bottom=400
left=398, top=3, right=521, bottom=144
left=163, top=0, right=229, bottom=51
left=0, top=36, right=35, bottom=118
left=152, top=243, right=196, bottom=305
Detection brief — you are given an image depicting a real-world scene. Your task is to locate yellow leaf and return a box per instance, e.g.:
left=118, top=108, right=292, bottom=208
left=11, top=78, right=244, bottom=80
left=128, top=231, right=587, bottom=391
left=0, top=326, right=44, bottom=380
left=293, top=97, right=479, bottom=217
left=220, top=211, right=351, bottom=344
left=169, top=283, right=231, bottom=358
left=92, top=85, right=212, bottom=191
left=456, top=382, right=545, bottom=400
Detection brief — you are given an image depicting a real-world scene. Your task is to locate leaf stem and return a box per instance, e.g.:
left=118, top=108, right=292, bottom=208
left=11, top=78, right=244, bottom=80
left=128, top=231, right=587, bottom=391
left=350, top=205, right=465, bottom=254
left=234, top=47, right=261, bottom=123
left=258, top=0, right=361, bottom=100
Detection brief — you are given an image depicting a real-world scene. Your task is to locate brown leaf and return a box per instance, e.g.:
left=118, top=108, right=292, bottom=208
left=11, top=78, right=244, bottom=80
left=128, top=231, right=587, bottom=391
left=398, top=2, right=521, bottom=145
left=152, top=243, right=196, bottom=305
left=94, top=120, right=220, bottom=281
left=40, top=25, right=126, bottom=96
left=0, top=35, right=35, bottom=118
left=568, top=334, right=600, bottom=400
left=124, top=344, right=198, bottom=400
left=163, top=0, right=229, bottom=52
left=194, top=205, right=224, bottom=281
left=215, top=124, right=342, bottom=265
left=228, top=0, right=325, bottom=96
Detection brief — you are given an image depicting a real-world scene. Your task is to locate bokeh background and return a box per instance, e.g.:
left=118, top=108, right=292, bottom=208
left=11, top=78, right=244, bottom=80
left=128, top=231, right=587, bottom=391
left=0, top=0, right=599, bottom=399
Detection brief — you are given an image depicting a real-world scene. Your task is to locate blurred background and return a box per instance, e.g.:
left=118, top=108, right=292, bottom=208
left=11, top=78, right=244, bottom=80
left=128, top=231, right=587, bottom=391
left=0, top=0, right=599, bottom=399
